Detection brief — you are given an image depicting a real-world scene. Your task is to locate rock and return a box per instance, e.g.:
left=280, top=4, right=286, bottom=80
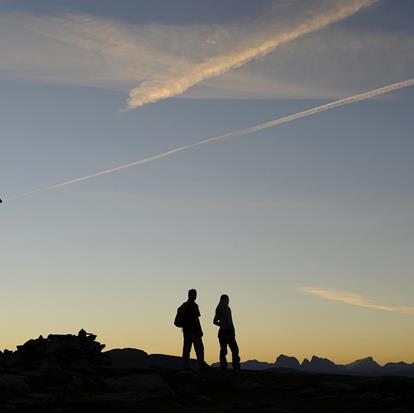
left=197, top=395, right=214, bottom=403
left=32, top=357, right=59, bottom=372
left=360, top=391, right=382, bottom=400
left=104, top=373, right=174, bottom=397
left=18, top=370, right=43, bottom=378
left=78, top=329, right=96, bottom=341
left=174, top=370, right=196, bottom=378
left=28, top=393, right=58, bottom=406
left=71, top=390, right=168, bottom=408
left=14, top=329, right=106, bottom=366
left=1, top=329, right=414, bottom=411
left=0, top=374, right=31, bottom=393
left=2, top=355, right=23, bottom=368
left=105, top=348, right=149, bottom=369
left=3, top=397, right=34, bottom=409
left=149, top=354, right=199, bottom=370
left=67, top=375, right=84, bottom=389
left=297, top=386, right=316, bottom=395
left=68, top=358, right=96, bottom=374
left=233, top=381, right=261, bottom=391
left=320, top=381, right=357, bottom=391
left=175, top=383, right=197, bottom=395
left=17, top=337, right=47, bottom=359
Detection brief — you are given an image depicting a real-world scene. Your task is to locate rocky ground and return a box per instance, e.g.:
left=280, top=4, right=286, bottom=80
left=0, top=331, right=414, bottom=412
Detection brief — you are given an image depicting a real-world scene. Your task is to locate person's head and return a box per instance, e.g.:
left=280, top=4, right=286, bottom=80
left=219, top=294, right=229, bottom=306
left=188, top=289, right=197, bottom=301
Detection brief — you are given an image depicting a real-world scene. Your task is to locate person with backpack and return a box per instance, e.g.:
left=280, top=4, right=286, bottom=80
left=213, top=294, right=240, bottom=370
left=174, top=289, right=208, bottom=370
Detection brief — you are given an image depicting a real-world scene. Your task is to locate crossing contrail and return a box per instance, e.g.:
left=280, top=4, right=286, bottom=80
left=8, top=77, right=414, bottom=202
left=127, top=0, right=377, bottom=109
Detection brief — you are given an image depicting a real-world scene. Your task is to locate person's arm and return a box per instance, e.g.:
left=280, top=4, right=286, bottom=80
left=213, top=307, right=221, bottom=326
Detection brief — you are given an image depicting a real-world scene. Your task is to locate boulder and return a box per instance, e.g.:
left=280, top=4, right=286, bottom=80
left=104, top=373, right=173, bottom=397
left=149, top=354, right=198, bottom=370
left=0, top=374, right=31, bottom=393
left=233, top=381, right=261, bottom=391
left=320, top=381, right=357, bottom=391
left=68, top=358, right=96, bottom=374
left=105, top=348, right=149, bottom=369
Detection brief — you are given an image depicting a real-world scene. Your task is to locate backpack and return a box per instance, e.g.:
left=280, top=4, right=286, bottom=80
left=174, top=303, right=187, bottom=328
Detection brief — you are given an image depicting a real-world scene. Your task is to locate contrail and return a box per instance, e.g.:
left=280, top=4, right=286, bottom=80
left=9, top=77, right=414, bottom=202
left=127, top=0, right=376, bottom=109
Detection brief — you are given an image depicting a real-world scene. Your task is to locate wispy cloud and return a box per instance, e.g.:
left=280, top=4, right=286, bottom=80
left=0, top=0, right=390, bottom=110
left=126, top=0, right=376, bottom=109
left=194, top=29, right=414, bottom=100
left=301, top=287, right=414, bottom=313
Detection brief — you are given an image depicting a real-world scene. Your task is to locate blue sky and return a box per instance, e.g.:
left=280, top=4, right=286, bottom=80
left=0, top=0, right=269, bottom=24
left=0, top=0, right=413, bottom=363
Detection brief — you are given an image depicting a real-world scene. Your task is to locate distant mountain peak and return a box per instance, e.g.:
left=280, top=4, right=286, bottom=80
left=357, top=356, right=375, bottom=362
left=274, top=354, right=301, bottom=369
left=301, top=355, right=338, bottom=373
left=310, top=355, right=335, bottom=363
left=345, top=356, right=382, bottom=373
left=348, top=356, right=379, bottom=366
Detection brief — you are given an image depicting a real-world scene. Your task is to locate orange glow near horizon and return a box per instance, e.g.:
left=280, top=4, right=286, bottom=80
left=2, top=292, right=414, bottom=366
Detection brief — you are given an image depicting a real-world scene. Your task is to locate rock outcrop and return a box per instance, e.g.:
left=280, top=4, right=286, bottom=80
left=1, top=332, right=414, bottom=411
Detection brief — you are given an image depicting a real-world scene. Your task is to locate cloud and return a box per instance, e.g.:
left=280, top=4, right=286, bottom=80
left=193, top=29, right=414, bottom=100
left=0, top=0, right=384, bottom=107
left=301, top=287, right=414, bottom=314
left=126, top=0, right=376, bottom=108
left=2, top=0, right=413, bottom=108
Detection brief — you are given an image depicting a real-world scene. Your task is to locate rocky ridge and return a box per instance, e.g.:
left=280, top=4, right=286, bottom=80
left=0, top=331, right=414, bottom=412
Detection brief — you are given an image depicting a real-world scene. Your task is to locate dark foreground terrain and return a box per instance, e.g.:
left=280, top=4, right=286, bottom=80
left=1, top=331, right=414, bottom=412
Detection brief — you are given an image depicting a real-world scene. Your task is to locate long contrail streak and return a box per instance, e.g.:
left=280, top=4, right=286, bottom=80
left=9, top=78, right=414, bottom=201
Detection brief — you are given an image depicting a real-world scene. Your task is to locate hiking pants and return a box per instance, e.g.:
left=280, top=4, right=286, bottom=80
left=219, top=329, right=240, bottom=370
left=182, top=332, right=204, bottom=369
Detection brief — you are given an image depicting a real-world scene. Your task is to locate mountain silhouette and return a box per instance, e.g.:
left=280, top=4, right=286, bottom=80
left=106, top=349, right=414, bottom=377
left=274, top=354, right=301, bottom=370
left=382, top=361, right=413, bottom=375
left=302, top=356, right=339, bottom=374
left=344, top=357, right=382, bottom=374
left=234, top=359, right=274, bottom=371
left=210, top=354, right=414, bottom=377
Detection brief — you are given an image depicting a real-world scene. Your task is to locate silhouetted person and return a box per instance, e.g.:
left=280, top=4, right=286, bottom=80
left=176, top=289, right=207, bottom=370
left=213, top=294, right=240, bottom=370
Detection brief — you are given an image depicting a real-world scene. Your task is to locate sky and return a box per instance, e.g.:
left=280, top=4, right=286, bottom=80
left=0, top=0, right=414, bottom=365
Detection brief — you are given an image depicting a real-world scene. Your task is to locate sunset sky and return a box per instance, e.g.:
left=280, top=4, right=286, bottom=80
left=1, top=0, right=414, bottom=364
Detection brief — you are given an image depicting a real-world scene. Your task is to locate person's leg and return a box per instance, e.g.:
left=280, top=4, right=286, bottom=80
left=218, top=330, right=228, bottom=370
left=193, top=335, right=207, bottom=369
left=228, top=331, right=240, bottom=370
left=182, top=333, right=192, bottom=370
